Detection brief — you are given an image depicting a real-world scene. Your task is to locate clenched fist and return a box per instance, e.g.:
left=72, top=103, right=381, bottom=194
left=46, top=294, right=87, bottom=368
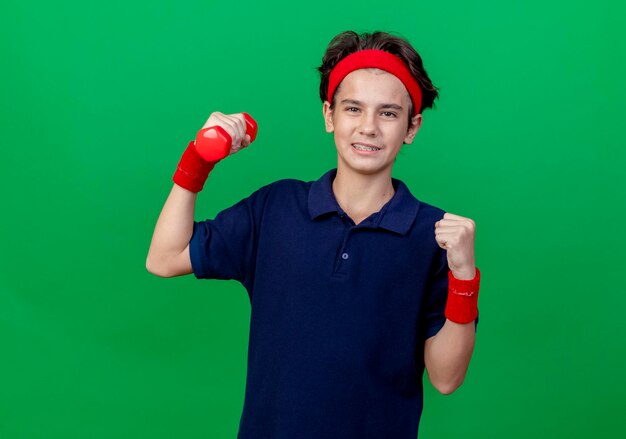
left=434, top=212, right=477, bottom=280
left=198, top=111, right=255, bottom=156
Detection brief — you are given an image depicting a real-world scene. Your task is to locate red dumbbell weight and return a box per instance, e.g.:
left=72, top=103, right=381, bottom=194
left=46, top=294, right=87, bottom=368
left=194, top=112, right=258, bottom=163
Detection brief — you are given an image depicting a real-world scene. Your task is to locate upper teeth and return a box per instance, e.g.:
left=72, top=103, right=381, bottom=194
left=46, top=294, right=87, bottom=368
left=353, top=144, right=380, bottom=151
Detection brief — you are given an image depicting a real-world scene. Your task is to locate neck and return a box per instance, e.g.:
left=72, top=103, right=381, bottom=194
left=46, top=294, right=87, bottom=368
left=332, top=166, right=395, bottom=222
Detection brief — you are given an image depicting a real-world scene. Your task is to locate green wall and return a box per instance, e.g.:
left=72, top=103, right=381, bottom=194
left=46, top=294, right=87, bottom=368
left=1, top=0, right=624, bottom=437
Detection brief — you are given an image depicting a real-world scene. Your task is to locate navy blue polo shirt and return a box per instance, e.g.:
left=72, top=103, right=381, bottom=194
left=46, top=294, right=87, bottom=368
left=189, top=168, right=478, bottom=438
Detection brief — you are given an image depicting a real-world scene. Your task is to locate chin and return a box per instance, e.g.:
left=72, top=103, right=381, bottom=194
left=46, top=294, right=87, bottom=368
left=342, top=162, right=392, bottom=177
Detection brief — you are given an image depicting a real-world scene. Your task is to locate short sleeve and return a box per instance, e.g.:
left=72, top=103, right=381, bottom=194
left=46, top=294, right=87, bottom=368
left=422, top=247, right=479, bottom=340
left=189, top=182, right=274, bottom=289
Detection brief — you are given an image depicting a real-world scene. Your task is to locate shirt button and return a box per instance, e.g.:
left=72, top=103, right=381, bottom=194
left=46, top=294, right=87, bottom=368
left=341, top=252, right=349, bottom=260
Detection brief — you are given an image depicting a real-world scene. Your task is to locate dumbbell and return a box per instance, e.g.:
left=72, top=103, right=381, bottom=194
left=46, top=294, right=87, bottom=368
left=194, top=112, right=258, bottom=162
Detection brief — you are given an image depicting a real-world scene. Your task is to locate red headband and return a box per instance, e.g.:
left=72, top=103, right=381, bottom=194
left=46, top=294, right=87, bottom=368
left=327, top=49, right=423, bottom=116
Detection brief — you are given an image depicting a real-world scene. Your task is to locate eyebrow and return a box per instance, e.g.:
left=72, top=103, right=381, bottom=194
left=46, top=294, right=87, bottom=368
left=339, top=99, right=404, bottom=111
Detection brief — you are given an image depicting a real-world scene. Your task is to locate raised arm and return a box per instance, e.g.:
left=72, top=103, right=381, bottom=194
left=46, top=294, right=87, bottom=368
left=145, top=111, right=255, bottom=278
left=146, top=184, right=197, bottom=277
left=425, top=213, right=481, bottom=394
left=424, top=318, right=476, bottom=394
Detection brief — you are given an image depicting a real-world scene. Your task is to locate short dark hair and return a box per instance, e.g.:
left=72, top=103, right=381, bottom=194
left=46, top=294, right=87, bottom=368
left=317, top=30, right=439, bottom=126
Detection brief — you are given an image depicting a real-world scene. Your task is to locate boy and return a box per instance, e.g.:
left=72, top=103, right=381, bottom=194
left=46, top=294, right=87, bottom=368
left=147, top=30, right=481, bottom=438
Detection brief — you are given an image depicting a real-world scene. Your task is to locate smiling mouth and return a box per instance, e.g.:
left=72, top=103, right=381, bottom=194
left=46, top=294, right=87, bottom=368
left=352, top=143, right=382, bottom=151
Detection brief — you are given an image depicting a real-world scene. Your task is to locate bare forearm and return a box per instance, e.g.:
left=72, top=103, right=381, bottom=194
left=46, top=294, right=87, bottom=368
left=424, top=319, right=476, bottom=394
left=146, top=183, right=197, bottom=269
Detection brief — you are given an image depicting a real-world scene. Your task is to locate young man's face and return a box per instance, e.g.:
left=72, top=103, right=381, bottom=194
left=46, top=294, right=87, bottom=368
left=323, top=68, right=422, bottom=178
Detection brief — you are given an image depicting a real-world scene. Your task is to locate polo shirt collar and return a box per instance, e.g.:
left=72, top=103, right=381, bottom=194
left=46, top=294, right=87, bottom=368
left=308, top=168, right=420, bottom=235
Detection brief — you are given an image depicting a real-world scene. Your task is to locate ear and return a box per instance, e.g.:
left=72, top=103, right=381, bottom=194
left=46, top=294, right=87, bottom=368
left=403, top=113, right=423, bottom=144
left=322, top=101, right=334, bottom=133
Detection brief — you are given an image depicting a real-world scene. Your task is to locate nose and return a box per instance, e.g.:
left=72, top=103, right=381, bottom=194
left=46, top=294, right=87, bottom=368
left=358, top=111, right=378, bottom=136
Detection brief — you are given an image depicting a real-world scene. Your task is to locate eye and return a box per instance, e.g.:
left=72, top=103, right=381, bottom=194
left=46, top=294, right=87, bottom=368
left=382, top=111, right=397, bottom=118
left=346, top=107, right=359, bottom=112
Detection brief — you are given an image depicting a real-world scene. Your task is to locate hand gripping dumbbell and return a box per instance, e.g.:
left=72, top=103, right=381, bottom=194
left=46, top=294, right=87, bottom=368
left=194, top=112, right=258, bottom=162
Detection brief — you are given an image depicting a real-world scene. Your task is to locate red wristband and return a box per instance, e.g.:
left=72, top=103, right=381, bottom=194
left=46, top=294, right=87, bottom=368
left=444, top=267, right=481, bottom=324
left=172, top=140, right=217, bottom=193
